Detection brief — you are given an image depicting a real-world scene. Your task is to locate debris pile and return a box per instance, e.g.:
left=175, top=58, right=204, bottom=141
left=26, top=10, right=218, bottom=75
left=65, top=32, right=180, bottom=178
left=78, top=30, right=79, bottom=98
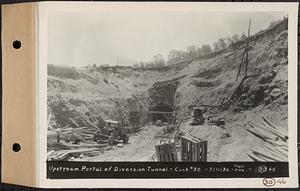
left=47, top=126, right=109, bottom=161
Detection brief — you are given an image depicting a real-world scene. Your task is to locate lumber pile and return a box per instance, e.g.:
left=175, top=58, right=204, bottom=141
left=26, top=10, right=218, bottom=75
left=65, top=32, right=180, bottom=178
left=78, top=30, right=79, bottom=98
left=47, top=148, right=105, bottom=161
left=61, top=126, right=98, bottom=141
left=47, top=125, right=111, bottom=160
left=245, top=115, right=288, bottom=162
left=48, top=126, right=98, bottom=147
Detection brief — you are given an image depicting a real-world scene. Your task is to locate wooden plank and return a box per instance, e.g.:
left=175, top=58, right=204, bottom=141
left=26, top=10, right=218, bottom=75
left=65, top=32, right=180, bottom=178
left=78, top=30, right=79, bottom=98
left=172, top=142, right=178, bottom=162
left=197, top=142, right=202, bottom=161
left=257, top=146, right=286, bottom=161
left=167, top=144, right=172, bottom=162
left=252, top=149, right=282, bottom=162
left=203, top=141, right=208, bottom=161
left=181, top=137, right=185, bottom=161
left=155, top=145, right=161, bottom=162
left=192, top=142, right=197, bottom=161
left=188, top=141, right=193, bottom=161
left=147, top=111, right=174, bottom=114
left=181, top=136, right=207, bottom=162
left=249, top=120, right=287, bottom=141
left=261, top=115, right=279, bottom=129
left=155, top=140, right=178, bottom=162
left=248, top=152, right=268, bottom=162
left=160, top=144, right=166, bottom=161
left=182, top=135, right=200, bottom=143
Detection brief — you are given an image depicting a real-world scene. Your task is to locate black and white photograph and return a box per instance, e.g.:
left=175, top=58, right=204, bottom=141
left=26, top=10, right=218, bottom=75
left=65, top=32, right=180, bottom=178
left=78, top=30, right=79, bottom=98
left=46, top=9, right=290, bottom=164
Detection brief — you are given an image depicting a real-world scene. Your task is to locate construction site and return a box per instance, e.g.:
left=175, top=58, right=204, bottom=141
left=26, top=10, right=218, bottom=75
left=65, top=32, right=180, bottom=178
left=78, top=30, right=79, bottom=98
left=47, top=18, right=288, bottom=162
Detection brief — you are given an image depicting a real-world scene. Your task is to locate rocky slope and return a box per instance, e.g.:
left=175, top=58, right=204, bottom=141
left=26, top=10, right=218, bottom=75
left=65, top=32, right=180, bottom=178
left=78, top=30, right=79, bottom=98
left=48, top=18, right=288, bottom=161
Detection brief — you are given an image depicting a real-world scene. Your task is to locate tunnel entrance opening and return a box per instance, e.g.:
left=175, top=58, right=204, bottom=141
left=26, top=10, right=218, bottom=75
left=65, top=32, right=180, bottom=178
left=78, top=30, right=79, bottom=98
left=147, top=103, right=174, bottom=123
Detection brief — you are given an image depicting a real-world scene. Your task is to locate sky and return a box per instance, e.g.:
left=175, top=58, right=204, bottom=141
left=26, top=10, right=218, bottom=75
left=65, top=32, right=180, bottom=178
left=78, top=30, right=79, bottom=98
left=48, top=11, right=286, bottom=67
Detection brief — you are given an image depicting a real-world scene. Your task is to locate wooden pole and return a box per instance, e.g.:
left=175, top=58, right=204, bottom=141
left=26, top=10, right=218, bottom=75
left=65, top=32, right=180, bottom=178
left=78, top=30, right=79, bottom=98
left=236, top=44, right=247, bottom=81
left=245, top=19, right=251, bottom=76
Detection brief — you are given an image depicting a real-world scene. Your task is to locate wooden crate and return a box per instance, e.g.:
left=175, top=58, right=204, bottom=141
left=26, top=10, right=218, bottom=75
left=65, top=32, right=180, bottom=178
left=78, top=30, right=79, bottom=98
left=155, top=139, right=178, bottom=162
left=181, top=135, right=207, bottom=162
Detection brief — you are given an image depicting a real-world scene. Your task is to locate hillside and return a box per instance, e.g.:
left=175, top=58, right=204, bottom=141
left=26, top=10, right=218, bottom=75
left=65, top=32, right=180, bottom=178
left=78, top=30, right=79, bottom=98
left=48, top=18, right=288, bottom=161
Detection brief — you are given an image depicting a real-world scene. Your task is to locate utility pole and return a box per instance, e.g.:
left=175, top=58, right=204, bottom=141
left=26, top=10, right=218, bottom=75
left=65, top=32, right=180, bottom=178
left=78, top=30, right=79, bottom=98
left=245, top=18, right=251, bottom=77
left=236, top=18, right=251, bottom=81
left=117, top=56, right=120, bottom=66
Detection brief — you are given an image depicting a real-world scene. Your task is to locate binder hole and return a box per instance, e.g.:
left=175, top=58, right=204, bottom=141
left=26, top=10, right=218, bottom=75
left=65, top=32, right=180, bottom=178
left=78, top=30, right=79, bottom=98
left=12, top=143, right=21, bottom=152
left=12, top=40, right=21, bottom=49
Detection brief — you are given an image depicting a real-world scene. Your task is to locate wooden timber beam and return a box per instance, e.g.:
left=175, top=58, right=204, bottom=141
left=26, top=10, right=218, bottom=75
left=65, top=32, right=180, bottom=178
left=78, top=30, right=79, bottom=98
left=147, top=111, right=174, bottom=114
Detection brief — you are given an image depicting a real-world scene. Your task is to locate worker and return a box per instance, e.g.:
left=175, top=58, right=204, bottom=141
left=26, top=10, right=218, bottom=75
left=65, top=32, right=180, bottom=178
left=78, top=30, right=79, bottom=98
left=108, top=130, right=114, bottom=146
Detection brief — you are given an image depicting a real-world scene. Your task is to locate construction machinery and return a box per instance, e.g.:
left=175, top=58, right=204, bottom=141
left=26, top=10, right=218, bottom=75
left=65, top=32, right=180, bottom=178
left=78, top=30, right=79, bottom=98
left=190, top=107, right=205, bottom=125
left=156, top=120, right=163, bottom=126
left=94, top=120, right=130, bottom=144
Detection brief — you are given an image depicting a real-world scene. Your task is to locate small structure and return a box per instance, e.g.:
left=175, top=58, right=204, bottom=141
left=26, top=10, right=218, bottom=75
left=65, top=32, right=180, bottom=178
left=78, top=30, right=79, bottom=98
left=155, top=139, right=178, bottom=162
left=181, top=134, right=207, bottom=162
left=191, top=107, right=205, bottom=125
left=147, top=102, right=174, bottom=124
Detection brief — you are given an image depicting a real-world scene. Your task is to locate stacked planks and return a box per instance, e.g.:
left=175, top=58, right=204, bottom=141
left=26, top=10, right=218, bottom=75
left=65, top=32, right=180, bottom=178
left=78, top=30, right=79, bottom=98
left=47, top=126, right=108, bottom=160
left=48, top=127, right=98, bottom=147
left=246, top=115, right=288, bottom=162
left=47, top=148, right=105, bottom=161
left=60, top=126, right=98, bottom=142
left=155, top=139, right=178, bottom=162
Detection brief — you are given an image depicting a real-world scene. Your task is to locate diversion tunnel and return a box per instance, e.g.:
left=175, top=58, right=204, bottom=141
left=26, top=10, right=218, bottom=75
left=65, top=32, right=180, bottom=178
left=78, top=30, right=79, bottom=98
left=147, top=102, right=174, bottom=123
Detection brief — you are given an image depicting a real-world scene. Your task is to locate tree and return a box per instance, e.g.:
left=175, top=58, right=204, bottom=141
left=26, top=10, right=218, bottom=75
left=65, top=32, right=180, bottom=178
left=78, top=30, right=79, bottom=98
left=168, top=49, right=178, bottom=63
left=268, top=20, right=281, bottom=29
left=226, top=36, right=233, bottom=46
left=241, top=32, right=246, bottom=40
left=167, top=49, right=188, bottom=64
left=186, top=45, right=198, bottom=58
left=217, top=38, right=227, bottom=50
left=200, top=44, right=212, bottom=55
left=139, top=61, right=144, bottom=68
left=231, top=34, right=240, bottom=43
left=213, top=42, right=220, bottom=52
left=153, top=53, right=165, bottom=67
left=149, top=61, right=155, bottom=68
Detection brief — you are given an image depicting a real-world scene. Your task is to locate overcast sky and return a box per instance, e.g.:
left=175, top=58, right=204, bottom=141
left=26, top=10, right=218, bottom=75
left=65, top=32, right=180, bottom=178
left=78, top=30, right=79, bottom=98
left=48, top=11, right=286, bottom=67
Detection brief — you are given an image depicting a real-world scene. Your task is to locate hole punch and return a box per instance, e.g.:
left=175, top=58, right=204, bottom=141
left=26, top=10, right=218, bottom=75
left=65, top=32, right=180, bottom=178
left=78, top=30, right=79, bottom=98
left=12, top=40, right=21, bottom=49
left=12, top=143, right=21, bottom=152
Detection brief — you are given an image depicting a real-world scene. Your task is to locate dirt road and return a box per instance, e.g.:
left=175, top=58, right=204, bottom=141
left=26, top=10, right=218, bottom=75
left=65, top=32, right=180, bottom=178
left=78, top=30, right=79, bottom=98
left=80, top=125, right=166, bottom=161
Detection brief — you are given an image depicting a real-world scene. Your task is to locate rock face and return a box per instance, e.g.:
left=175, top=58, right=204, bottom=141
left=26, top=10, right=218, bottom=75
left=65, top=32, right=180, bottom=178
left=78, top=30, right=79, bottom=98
left=148, top=77, right=181, bottom=108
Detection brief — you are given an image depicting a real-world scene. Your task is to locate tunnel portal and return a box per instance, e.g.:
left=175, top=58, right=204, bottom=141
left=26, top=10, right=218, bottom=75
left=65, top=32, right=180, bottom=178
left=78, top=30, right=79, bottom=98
left=147, top=102, right=174, bottom=123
